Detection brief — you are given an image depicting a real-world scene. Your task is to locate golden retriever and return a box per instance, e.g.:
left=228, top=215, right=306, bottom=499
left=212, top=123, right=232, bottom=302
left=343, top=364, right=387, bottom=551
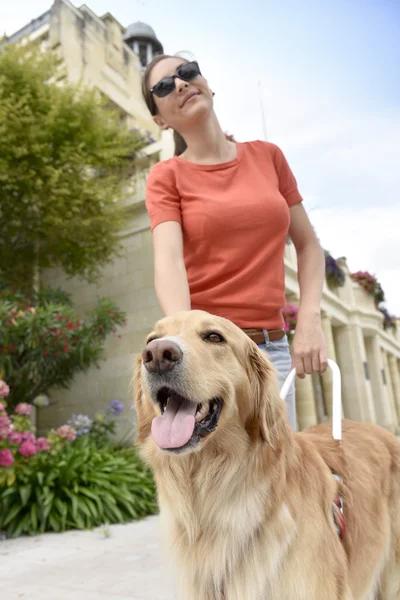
left=134, top=310, right=400, bottom=600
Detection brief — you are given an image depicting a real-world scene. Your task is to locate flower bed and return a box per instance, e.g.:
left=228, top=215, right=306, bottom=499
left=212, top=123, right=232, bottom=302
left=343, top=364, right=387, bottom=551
left=0, top=383, right=157, bottom=538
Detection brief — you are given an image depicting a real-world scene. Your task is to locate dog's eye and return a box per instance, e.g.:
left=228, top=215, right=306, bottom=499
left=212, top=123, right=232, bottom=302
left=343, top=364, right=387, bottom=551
left=203, top=332, right=225, bottom=343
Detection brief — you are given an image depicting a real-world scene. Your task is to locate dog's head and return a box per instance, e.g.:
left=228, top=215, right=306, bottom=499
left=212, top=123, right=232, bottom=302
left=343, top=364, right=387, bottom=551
left=134, top=310, right=288, bottom=456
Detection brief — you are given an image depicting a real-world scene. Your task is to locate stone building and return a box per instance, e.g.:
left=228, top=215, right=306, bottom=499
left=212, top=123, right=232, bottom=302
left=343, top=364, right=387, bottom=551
left=5, top=0, right=400, bottom=438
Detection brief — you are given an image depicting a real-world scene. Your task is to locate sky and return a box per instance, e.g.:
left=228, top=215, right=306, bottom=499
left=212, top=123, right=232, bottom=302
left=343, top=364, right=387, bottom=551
left=2, top=0, right=399, bottom=313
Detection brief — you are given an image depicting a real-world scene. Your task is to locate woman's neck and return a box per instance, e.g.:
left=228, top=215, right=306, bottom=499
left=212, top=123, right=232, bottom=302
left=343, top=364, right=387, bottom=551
left=179, top=112, right=237, bottom=165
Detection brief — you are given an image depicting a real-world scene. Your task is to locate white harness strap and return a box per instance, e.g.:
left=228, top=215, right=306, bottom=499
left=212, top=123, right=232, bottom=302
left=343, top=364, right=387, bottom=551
left=280, top=360, right=345, bottom=540
left=279, top=359, right=342, bottom=441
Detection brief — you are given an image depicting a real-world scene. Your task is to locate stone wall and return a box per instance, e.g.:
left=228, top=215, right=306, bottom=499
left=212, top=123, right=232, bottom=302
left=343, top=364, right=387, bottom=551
left=39, top=203, right=162, bottom=440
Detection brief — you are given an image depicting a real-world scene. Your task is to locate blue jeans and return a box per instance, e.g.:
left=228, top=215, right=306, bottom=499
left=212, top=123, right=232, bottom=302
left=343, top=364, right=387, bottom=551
left=257, top=332, right=297, bottom=431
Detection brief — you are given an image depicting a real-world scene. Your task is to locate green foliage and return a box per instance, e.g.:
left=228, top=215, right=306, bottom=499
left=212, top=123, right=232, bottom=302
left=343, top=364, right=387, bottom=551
left=0, top=277, right=126, bottom=409
left=0, top=42, right=148, bottom=292
left=0, top=436, right=158, bottom=538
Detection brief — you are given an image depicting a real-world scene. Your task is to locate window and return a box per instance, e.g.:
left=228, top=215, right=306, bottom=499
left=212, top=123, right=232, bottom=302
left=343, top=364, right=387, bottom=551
left=139, top=43, right=147, bottom=67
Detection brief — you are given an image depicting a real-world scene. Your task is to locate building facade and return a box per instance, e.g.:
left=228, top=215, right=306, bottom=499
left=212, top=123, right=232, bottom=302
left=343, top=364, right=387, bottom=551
left=6, top=1, right=400, bottom=438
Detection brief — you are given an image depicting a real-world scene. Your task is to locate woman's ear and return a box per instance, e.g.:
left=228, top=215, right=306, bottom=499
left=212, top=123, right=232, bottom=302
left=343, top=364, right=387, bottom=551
left=153, top=115, right=169, bottom=130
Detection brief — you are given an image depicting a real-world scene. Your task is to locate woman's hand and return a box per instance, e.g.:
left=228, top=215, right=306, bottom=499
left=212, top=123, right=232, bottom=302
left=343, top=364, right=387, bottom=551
left=292, top=312, right=328, bottom=378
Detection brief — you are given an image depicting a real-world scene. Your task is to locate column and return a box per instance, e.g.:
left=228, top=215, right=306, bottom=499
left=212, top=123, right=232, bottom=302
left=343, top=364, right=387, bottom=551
left=333, top=324, right=376, bottom=423
left=320, top=313, right=338, bottom=418
left=382, top=350, right=399, bottom=431
left=312, top=372, right=326, bottom=424
left=388, top=354, right=400, bottom=423
left=296, top=376, right=318, bottom=431
left=146, top=43, right=153, bottom=66
left=364, top=336, right=394, bottom=431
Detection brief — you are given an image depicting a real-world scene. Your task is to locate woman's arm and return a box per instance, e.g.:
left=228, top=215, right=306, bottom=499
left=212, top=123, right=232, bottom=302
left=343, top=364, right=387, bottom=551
left=152, top=221, right=191, bottom=316
left=288, top=203, right=327, bottom=378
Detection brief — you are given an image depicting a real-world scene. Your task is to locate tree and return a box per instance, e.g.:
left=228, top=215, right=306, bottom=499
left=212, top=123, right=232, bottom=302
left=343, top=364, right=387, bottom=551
left=0, top=43, right=149, bottom=293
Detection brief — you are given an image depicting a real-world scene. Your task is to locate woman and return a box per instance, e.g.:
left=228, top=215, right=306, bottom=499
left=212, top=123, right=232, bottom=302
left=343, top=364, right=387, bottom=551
left=142, top=54, right=327, bottom=430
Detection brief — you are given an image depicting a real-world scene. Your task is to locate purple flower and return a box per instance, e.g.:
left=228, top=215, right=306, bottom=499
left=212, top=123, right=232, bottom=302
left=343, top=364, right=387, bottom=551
left=107, top=400, right=124, bottom=417
left=67, top=414, right=93, bottom=436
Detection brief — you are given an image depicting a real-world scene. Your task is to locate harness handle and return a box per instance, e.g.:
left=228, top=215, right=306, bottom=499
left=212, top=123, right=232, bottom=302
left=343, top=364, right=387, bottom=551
left=279, top=359, right=342, bottom=441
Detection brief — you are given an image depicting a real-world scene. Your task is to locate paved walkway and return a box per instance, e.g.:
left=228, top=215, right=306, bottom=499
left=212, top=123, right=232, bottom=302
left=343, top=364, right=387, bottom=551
left=0, top=516, right=176, bottom=600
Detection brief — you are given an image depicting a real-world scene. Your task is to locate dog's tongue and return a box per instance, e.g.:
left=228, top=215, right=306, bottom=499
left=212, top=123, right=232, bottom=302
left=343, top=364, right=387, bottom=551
left=152, top=395, right=197, bottom=449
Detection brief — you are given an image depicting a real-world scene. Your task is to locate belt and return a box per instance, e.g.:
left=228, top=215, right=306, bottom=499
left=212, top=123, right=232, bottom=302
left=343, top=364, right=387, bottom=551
left=241, top=328, right=285, bottom=345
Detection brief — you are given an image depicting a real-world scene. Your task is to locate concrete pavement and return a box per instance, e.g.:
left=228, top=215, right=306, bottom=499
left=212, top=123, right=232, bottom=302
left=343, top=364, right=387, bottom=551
left=1, top=516, right=176, bottom=600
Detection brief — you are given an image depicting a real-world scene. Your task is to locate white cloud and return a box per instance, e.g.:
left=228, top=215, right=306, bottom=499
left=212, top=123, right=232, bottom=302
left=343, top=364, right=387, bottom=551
left=309, top=205, right=400, bottom=315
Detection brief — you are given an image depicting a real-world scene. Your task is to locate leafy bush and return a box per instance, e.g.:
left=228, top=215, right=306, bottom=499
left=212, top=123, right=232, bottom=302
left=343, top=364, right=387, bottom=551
left=0, top=436, right=157, bottom=538
left=0, top=385, right=158, bottom=538
left=0, top=278, right=126, bottom=410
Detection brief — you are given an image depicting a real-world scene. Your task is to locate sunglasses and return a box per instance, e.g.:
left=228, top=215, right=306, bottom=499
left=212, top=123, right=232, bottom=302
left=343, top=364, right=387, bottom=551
left=150, top=61, right=201, bottom=99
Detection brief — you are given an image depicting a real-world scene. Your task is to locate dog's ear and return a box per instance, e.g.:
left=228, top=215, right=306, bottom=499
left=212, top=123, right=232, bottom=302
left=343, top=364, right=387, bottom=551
left=245, top=341, right=288, bottom=446
left=133, top=355, right=154, bottom=444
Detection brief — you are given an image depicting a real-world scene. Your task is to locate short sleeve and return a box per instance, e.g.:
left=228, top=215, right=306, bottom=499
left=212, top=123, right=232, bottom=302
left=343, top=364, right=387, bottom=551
left=145, top=161, right=182, bottom=231
left=271, top=144, right=303, bottom=207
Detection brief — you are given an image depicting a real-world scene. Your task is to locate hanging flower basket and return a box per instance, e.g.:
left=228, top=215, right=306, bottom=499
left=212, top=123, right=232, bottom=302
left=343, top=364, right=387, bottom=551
left=324, top=251, right=346, bottom=290
left=282, top=303, right=298, bottom=343
left=379, top=307, right=397, bottom=332
left=350, top=271, right=385, bottom=306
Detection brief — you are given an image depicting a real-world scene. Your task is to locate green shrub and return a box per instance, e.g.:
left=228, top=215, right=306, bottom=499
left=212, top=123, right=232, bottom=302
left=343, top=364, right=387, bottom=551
left=0, top=278, right=126, bottom=410
left=0, top=435, right=157, bottom=538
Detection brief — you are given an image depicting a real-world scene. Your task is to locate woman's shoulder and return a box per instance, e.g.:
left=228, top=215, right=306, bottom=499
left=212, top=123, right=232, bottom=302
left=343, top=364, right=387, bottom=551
left=148, top=157, right=177, bottom=176
left=241, top=139, right=282, bottom=156
left=147, top=157, right=179, bottom=188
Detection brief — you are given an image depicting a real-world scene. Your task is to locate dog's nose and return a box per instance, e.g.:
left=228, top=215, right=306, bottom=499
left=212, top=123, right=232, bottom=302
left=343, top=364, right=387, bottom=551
left=142, top=339, right=183, bottom=374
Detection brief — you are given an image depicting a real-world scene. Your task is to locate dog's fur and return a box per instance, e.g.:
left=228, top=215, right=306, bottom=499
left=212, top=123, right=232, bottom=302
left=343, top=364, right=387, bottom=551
left=134, top=310, right=400, bottom=600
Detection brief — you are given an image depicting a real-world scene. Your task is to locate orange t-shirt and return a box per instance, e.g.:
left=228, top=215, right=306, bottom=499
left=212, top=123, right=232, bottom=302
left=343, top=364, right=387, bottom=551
left=145, top=140, right=303, bottom=330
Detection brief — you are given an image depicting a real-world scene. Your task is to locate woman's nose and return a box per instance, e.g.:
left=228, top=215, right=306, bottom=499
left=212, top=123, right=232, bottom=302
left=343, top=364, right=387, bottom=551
left=175, top=78, right=189, bottom=94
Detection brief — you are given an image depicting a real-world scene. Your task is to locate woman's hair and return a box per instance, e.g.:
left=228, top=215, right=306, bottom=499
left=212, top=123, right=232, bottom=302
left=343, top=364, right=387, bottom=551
left=142, top=54, right=188, bottom=156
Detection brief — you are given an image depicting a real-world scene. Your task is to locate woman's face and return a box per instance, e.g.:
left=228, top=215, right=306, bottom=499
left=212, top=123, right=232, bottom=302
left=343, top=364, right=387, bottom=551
left=148, top=57, right=214, bottom=133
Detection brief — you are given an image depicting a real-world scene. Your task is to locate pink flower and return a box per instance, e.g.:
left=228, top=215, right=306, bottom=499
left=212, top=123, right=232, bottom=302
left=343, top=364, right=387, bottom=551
left=15, top=403, right=32, bottom=416
left=21, top=432, right=36, bottom=444
left=8, top=430, right=23, bottom=444
left=0, top=448, right=14, bottom=468
left=36, top=437, right=51, bottom=452
left=0, top=402, right=6, bottom=412
left=0, top=414, right=11, bottom=439
left=0, top=380, right=10, bottom=398
left=19, top=441, right=37, bottom=457
left=56, top=425, right=76, bottom=441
